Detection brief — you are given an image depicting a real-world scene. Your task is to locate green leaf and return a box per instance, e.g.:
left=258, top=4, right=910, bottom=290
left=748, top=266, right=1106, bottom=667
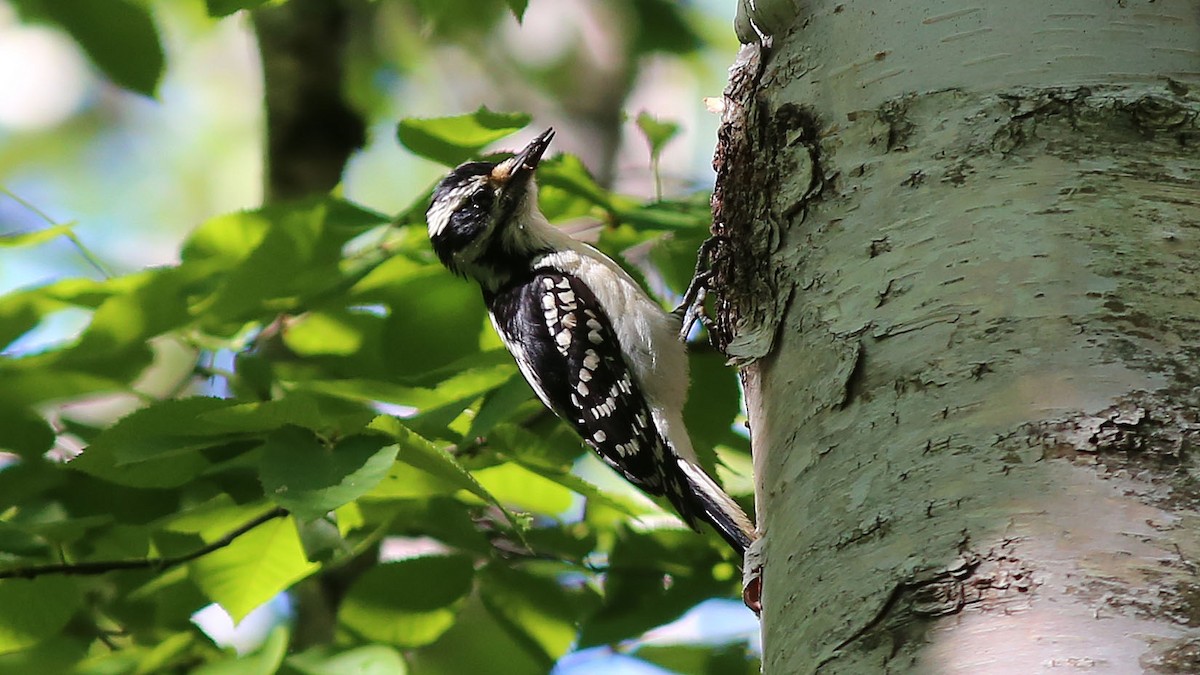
left=205, top=0, right=271, bottom=17
left=504, top=0, right=528, bottom=21
left=39, top=0, right=164, bottom=96
left=519, top=464, right=644, bottom=519
left=397, top=107, right=531, bottom=166
left=0, top=577, right=81, bottom=655
left=488, top=423, right=581, bottom=471
left=281, top=310, right=369, bottom=357
left=0, top=636, right=87, bottom=675
left=682, top=350, right=744, bottom=473
left=637, top=642, right=760, bottom=675
left=0, top=403, right=54, bottom=459
left=133, top=631, right=201, bottom=675
left=378, top=498, right=491, bottom=555
left=577, top=526, right=731, bottom=647
left=520, top=524, right=597, bottom=563
left=618, top=198, right=711, bottom=232
left=0, top=224, right=75, bottom=249
left=199, top=394, right=375, bottom=438
left=487, top=424, right=643, bottom=516
left=193, top=625, right=289, bottom=675
left=380, top=273, right=490, bottom=380
left=189, top=514, right=318, bottom=623
left=283, top=645, right=408, bottom=675
left=66, top=397, right=240, bottom=488
left=68, top=267, right=194, bottom=357
left=183, top=199, right=387, bottom=325
left=632, top=0, right=701, bottom=55
left=405, top=594, right=545, bottom=675
left=466, top=375, right=535, bottom=439
left=370, top=417, right=507, bottom=510
left=535, top=155, right=613, bottom=212
left=471, top=464, right=575, bottom=516
left=479, top=565, right=579, bottom=666
left=0, top=460, right=63, bottom=513
left=338, top=555, right=474, bottom=648
left=301, top=361, right=514, bottom=412
left=294, top=516, right=352, bottom=565
left=259, top=428, right=399, bottom=520
left=363, top=462, right=460, bottom=501
left=635, top=112, right=681, bottom=163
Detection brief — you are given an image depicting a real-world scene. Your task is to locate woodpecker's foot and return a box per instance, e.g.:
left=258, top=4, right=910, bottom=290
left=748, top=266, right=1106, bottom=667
left=674, top=272, right=713, bottom=341
left=673, top=236, right=729, bottom=341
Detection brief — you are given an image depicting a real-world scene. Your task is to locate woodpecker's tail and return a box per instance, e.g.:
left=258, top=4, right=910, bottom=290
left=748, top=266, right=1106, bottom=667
left=674, top=459, right=756, bottom=557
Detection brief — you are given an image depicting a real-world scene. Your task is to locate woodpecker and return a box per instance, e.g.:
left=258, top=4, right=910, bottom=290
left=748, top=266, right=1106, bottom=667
left=425, top=128, right=756, bottom=556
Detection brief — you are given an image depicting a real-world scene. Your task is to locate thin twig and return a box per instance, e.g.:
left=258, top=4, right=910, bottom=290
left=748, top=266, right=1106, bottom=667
left=0, top=507, right=288, bottom=581
left=0, top=185, right=114, bottom=280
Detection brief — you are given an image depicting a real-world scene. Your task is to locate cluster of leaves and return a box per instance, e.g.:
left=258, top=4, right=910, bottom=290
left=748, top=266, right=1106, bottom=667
left=0, top=104, right=756, bottom=673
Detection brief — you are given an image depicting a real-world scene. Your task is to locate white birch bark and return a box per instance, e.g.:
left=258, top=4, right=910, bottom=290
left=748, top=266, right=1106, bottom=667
left=713, top=2, right=1200, bottom=671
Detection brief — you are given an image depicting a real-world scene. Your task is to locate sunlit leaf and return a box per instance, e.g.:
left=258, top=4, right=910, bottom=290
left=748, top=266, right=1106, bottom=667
left=0, top=577, right=81, bottom=655
left=284, top=644, right=408, bottom=675
left=301, top=360, right=515, bottom=410
left=398, top=107, right=530, bottom=167
left=471, top=463, right=575, bottom=516
left=370, top=417, right=507, bottom=513
left=189, top=514, right=318, bottom=623
left=0, top=636, right=87, bottom=675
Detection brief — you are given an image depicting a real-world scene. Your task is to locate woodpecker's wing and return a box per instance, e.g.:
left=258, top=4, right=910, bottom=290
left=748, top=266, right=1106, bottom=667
left=487, top=270, right=695, bottom=519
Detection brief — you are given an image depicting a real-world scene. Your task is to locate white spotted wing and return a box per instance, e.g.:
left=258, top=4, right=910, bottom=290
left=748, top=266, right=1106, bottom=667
left=487, top=270, right=670, bottom=494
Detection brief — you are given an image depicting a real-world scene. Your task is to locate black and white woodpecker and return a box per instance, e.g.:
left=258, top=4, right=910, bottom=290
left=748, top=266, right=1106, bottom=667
left=425, top=128, right=757, bottom=557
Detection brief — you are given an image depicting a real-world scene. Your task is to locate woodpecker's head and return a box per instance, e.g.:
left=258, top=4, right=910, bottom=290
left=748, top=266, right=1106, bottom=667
left=427, top=128, right=555, bottom=284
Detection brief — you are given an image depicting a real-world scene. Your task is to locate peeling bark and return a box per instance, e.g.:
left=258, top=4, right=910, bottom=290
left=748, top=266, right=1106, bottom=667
left=712, top=1, right=1200, bottom=672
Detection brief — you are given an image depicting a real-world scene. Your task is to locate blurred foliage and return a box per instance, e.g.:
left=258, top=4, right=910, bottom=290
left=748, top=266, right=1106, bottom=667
left=0, top=0, right=756, bottom=673
left=10, top=0, right=164, bottom=95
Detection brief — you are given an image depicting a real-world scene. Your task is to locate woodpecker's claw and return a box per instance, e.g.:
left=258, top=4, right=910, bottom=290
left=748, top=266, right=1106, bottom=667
left=674, top=274, right=712, bottom=341
left=673, top=236, right=728, bottom=341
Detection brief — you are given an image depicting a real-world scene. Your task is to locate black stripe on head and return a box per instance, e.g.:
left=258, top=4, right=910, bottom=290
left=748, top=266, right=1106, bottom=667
left=427, top=162, right=497, bottom=271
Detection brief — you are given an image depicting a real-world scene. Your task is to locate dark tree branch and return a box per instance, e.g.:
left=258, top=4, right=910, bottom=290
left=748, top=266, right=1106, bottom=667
left=0, top=508, right=288, bottom=581
left=253, top=0, right=366, bottom=201
left=250, top=0, right=370, bottom=649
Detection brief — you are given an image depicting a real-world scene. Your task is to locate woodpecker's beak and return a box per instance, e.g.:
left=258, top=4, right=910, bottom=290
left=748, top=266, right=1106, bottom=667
left=491, top=128, right=554, bottom=189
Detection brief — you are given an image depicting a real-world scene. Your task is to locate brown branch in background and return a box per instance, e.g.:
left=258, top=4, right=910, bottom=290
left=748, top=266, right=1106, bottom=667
left=0, top=508, right=288, bottom=581
left=252, top=0, right=370, bottom=649
left=253, top=0, right=366, bottom=202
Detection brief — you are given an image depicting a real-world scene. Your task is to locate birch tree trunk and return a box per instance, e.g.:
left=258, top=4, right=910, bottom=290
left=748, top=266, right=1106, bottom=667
left=712, top=2, right=1200, bottom=671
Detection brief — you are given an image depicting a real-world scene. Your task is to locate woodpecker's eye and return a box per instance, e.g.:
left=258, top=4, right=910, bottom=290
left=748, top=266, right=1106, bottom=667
left=469, top=186, right=494, bottom=212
